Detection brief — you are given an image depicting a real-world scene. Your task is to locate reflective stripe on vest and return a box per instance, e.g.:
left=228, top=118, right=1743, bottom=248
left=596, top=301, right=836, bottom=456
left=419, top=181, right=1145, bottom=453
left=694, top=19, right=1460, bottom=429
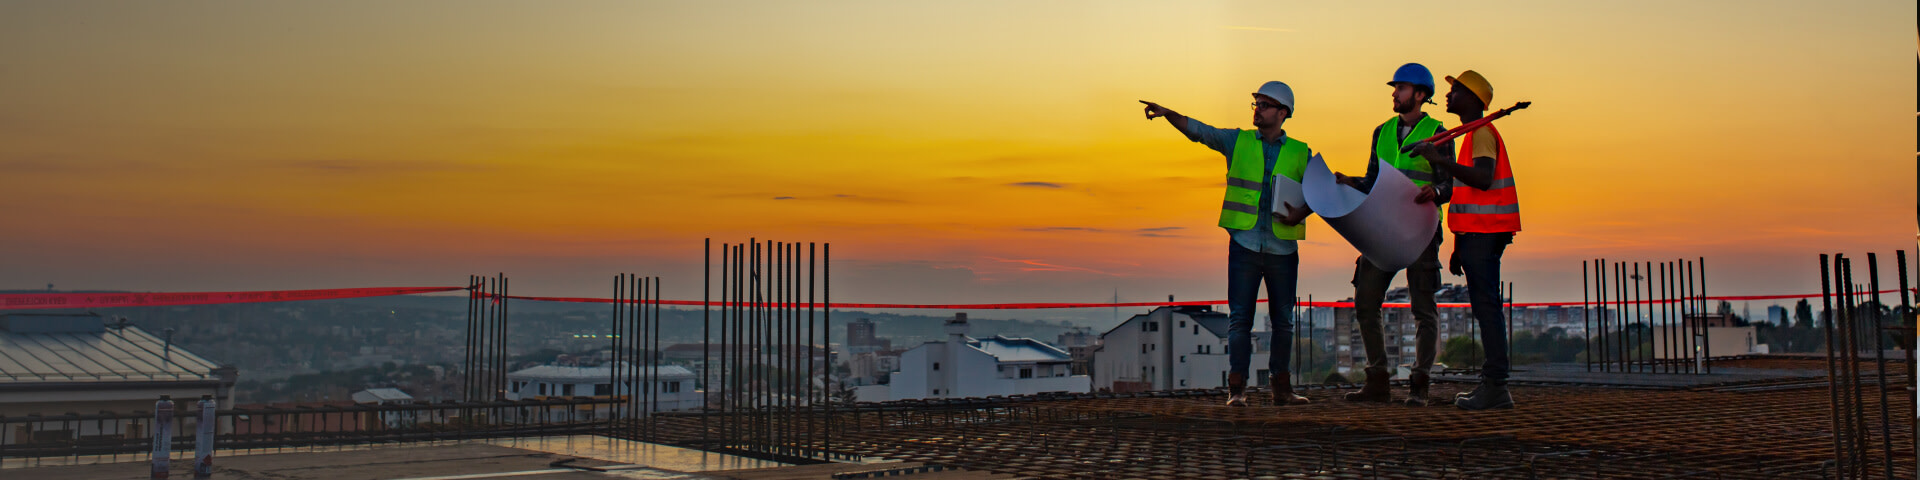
left=1447, top=124, right=1521, bottom=233
left=1218, top=129, right=1311, bottom=240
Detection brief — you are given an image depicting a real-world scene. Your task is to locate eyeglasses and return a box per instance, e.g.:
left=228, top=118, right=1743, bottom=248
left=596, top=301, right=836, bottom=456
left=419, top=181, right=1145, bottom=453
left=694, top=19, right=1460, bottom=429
left=1251, top=102, right=1284, bottom=111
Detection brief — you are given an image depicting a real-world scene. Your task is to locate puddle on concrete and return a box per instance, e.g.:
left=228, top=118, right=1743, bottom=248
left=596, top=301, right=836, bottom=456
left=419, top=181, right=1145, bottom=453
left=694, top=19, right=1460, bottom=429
left=483, top=435, right=785, bottom=472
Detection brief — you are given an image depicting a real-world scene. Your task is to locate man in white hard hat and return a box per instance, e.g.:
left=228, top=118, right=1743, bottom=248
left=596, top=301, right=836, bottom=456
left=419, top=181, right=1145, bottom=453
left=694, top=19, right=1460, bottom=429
left=1139, top=81, right=1315, bottom=407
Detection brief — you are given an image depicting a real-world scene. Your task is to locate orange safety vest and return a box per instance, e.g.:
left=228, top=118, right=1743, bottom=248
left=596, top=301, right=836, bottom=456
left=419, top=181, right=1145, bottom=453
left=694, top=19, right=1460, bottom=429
left=1447, top=124, right=1521, bottom=233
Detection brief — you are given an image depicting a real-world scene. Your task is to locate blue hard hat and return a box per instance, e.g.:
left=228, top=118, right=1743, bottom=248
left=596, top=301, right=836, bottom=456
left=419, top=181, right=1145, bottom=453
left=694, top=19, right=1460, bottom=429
left=1387, top=63, right=1436, bottom=104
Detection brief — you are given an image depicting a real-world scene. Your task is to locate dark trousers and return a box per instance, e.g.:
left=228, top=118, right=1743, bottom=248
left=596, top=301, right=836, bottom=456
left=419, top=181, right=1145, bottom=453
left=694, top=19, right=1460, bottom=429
left=1353, top=228, right=1443, bottom=377
left=1455, top=232, right=1514, bottom=383
left=1227, top=241, right=1297, bottom=380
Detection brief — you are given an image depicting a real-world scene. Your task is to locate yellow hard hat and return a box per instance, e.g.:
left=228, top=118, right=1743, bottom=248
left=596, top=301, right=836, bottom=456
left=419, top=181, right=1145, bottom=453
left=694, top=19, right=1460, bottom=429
left=1444, top=70, right=1493, bottom=110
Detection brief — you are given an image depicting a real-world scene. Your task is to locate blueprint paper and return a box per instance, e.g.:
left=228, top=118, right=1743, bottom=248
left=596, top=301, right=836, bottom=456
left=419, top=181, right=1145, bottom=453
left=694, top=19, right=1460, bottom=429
left=1268, top=155, right=1310, bottom=217
left=1302, top=156, right=1439, bottom=271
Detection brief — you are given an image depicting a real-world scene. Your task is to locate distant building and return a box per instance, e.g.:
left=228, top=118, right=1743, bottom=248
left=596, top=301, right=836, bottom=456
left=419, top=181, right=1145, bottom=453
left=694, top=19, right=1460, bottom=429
left=505, top=363, right=698, bottom=419
left=0, top=313, right=238, bottom=446
left=848, top=349, right=902, bottom=386
left=846, top=318, right=891, bottom=354
left=1091, top=305, right=1282, bottom=392
left=1767, top=305, right=1788, bottom=326
left=887, top=313, right=1089, bottom=400
left=351, top=387, right=418, bottom=428
left=1328, top=283, right=1583, bottom=375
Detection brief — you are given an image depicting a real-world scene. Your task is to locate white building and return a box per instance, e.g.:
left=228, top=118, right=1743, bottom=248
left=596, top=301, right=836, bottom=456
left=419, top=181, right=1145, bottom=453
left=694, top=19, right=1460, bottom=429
left=887, top=313, right=1089, bottom=400
left=0, top=314, right=238, bottom=446
left=505, top=363, right=699, bottom=419
left=1091, top=305, right=1280, bottom=392
left=350, top=387, right=417, bottom=428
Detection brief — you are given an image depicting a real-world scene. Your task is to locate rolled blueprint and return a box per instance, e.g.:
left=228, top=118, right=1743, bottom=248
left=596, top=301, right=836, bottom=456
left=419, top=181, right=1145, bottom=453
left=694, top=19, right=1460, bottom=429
left=1302, top=156, right=1438, bottom=272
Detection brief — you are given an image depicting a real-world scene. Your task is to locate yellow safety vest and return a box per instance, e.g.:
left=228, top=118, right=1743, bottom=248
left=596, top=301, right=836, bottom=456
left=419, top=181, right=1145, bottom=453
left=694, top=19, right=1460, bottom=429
left=1218, top=130, right=1310, bottom=240
left=1374, top=115, right=1445, bottom=215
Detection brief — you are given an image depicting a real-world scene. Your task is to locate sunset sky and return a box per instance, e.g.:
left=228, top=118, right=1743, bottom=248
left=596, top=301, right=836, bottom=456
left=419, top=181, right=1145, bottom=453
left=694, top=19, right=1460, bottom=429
left=2, top=1, right=1913, bottom=319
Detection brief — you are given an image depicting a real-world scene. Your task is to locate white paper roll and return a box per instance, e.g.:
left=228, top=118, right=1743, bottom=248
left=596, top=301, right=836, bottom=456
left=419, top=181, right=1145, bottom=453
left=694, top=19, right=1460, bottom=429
left=1302, top=156, right=1438, bottom=271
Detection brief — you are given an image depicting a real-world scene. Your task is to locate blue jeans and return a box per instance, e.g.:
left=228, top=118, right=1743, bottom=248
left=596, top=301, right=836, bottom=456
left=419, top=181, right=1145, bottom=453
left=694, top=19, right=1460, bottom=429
left=1455, top=232, right=1513, bottom=383
left=1227, top=241, right=1297, bottom=380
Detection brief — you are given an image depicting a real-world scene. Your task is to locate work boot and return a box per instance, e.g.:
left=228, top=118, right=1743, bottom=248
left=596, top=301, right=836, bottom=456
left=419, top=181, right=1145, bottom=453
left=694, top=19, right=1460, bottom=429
left=1270, top=372, right=1310, bottom=406
left=1454, top=381, right=1513, bottom=411
left=1402, top=372, right=1430, bottom=407
left=1342, top=369, right=1392, bottom=403
left=1225, top=372, right=1248, bottom=407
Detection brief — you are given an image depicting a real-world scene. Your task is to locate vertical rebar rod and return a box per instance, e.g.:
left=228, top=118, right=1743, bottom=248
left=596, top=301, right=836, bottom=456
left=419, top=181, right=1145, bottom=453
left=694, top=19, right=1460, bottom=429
left=1898, top=249, right=1916, bottom=465
left=807, top=242, right=816, bottom=455
left=1670, top=260, right=1682, bottom=372
left=1657, top=262, right=1669, bottom=373
left=1666, top=261, right=1677, bottom=373
left=1583, top=261, right=1592, bottom=372
left=1600, top=259, right=1610, bottom=372
left=1839, top=256, right=1863, bottom=478
left=823, top=242, right=832, bottom=456
left=790, top=242, right=800, bottom=452
left=1627, top=262, right=1637, bottom=371
left=719, top=245, right=731, bottom=446
left=645, top=276, right=652, bottom=439
left=489, top=275, right=498, bottom=401
left=612, top=274, right=624, bottom=427
left=775, top=241, right=783, bottom=450
left=1681, top=259, right=1697, bottom=374
left=1867, top=253, right=1893, bottom=479
left=1699, top=257, right=1710, bottom=373
left=464, top=275, right=476, bottom=401
left=652, top=276, right=662, bottom=440
left=1821, top=254, right=1847, bottom=473
left=1616, top=261, right=1628, bottom=371
left=1843, top=259, right=1858, bottom=476
left=733, top=243, right=744, bottom=447
left=703, top=240, right=711, bottom=444
left=747, top=240, right=757, bottom=447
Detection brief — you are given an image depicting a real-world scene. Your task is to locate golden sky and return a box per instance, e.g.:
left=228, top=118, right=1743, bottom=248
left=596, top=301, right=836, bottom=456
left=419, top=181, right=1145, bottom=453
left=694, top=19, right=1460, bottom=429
left=1, top=1, right=1913, bottom=312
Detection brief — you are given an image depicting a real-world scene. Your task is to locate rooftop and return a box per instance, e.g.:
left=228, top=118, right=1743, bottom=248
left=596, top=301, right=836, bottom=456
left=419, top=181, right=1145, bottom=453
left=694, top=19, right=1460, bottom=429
left=0, top=315, right=222, bottom=383
left=968, top=335, right=1069, bottom=363
left=508, top=363, right=696, bottom=383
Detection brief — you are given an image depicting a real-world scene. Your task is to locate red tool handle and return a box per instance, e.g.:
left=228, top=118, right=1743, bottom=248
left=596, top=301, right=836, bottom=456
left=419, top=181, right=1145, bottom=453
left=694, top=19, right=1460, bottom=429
left=1400, top=101, right=1531, bottom=154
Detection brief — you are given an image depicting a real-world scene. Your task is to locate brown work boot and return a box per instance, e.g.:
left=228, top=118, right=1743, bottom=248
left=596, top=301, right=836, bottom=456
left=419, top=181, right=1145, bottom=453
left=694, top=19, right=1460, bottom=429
left=1270, top=372, right=1310, bottom=406
left=1343, top=369, right=1392, bottom=403
left=1225, top=372, right=1248, bottom=407
left=1402, top=372, right=1430, bottom=407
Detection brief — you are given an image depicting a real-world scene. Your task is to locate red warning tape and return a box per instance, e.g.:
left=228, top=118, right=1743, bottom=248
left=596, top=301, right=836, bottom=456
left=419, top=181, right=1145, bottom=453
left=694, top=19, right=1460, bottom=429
left=2, top=287, right=1911, bottom=311
left=0, top=286, right=466, bottom=311
left=481, top=289, right=1919, bottom=310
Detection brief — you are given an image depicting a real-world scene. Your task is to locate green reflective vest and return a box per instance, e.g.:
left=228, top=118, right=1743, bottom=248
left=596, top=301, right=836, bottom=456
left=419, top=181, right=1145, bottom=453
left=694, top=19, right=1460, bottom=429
left=1375, top=115, right=1445, bottom=215
left=1218, top=129, right=1310, bottom=240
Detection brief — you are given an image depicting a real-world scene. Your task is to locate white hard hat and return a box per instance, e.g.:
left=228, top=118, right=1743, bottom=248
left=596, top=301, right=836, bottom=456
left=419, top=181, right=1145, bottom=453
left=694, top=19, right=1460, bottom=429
left=1254, top=81, right=1295, bottom=115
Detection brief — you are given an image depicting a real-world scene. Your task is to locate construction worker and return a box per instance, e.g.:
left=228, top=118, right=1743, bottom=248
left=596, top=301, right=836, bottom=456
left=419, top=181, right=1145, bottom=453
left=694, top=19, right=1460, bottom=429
left=1410, top=70, right=1521, bottom=410
left=1139, top=81, right=1313, bottom=407
left=1334, top=63, right=1454, bottom=407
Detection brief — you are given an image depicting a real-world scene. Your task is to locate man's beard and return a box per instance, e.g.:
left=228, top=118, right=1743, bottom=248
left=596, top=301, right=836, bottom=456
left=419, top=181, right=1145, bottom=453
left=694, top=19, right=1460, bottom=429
left=1392, top=100, right=1416, bottom=114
